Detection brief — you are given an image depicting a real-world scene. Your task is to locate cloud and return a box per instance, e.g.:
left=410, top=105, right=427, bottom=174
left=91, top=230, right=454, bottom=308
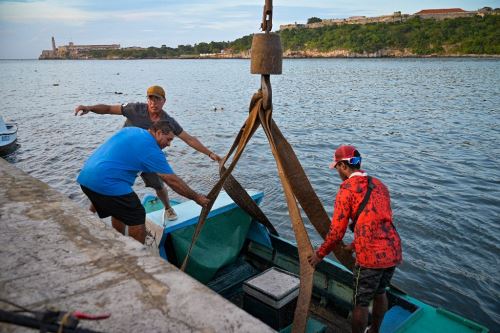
left=0, top=0, right=260, bottom=25
left=0, top=0, right=98, bottom=23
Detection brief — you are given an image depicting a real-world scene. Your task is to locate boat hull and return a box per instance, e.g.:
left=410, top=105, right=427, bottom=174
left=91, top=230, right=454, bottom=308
left=0, top=138, right=18, bottom=157
left=143, top=192, right=489, bottom=333
left=0, top=122, right=18, bottom=157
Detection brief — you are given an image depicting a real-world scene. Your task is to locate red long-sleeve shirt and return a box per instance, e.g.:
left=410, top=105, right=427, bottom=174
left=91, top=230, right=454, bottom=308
left=316, top=172, right=402, bottom=268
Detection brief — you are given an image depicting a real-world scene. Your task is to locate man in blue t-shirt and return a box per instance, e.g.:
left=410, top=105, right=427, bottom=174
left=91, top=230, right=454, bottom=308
left=74, top=85, right=220, bottom=222
left=78, top=120, right=209, bottom=244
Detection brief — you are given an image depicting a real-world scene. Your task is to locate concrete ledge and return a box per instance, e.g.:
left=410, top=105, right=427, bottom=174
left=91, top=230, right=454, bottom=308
left=0, top=159, right=274, bottom=332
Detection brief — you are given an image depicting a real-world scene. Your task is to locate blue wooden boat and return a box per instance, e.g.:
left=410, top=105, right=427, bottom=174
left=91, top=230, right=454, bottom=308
left=143, top=191, right=489, bottom=333
left=0, top=116, right=18, bottom=157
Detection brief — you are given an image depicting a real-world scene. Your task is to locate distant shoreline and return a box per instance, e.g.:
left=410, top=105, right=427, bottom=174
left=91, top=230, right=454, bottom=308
left=34, top=54, right=500, bottom=60
left=3, top=54, right=500, bottom=61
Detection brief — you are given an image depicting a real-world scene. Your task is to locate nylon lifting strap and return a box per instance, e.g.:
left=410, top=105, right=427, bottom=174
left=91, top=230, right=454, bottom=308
left=181, top=88, right=354, bottom=270
left=220, top=169, right=278, bottom=236
left=180, top=92, right=263, bottom=272
left=181, top=1, right=354, bottom=331
left=257, top=92, right=314, bottom=333
left=180, top=90, right=355, bottom=333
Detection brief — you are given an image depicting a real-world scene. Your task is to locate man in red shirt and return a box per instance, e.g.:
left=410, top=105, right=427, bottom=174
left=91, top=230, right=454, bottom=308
left=308, top=145, right=402, bottom=333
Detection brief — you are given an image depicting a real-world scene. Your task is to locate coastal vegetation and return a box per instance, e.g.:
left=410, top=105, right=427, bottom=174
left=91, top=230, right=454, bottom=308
left=280, top=15, right=500, bottom=55
left=86, top=35, right=254, bottom=59
left=85, top=15, right=499, bottom=59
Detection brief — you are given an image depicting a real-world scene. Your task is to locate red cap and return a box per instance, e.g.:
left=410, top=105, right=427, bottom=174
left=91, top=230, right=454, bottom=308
left=329, top=145, right=358, bottom=169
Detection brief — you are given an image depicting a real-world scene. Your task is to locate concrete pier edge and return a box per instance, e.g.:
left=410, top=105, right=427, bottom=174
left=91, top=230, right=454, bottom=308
left=0, top=158, right=274, bottom=332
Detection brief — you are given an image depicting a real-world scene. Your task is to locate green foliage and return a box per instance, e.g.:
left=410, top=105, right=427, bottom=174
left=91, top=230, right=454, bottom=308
left=279, top=15, right=500, bottom=55
left=84, top=15, right=500, bottom=58
left=307, top=17, right=322, bottom=24
left=85, top=40, right=233, bottom=59
left=229, top=34, right=253, bottom=52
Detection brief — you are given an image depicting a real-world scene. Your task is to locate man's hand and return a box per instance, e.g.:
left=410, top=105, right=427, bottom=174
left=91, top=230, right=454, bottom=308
left=307, top=252, right=322, bottom=268
left=208, top=152, right=222, bottom=162
left=75, top=105, right=89, bottom=116
left=195, top=194, right=210, bottom=207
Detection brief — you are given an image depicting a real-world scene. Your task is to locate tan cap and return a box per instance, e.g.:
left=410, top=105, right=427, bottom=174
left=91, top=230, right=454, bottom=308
left=147, top=85, right=165, bottom=99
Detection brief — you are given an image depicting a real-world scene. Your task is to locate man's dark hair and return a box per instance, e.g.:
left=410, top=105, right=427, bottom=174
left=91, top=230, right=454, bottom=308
left=150, top=120, right=173, bottom=134
left=337, top=150, right=361, bottom=170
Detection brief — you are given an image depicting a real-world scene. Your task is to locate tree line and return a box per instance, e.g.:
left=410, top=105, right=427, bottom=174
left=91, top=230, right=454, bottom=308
left=86, top=35, right=254, bottom=59
left=280, top=15, right=500, bottom=55
left=86, top=15, right=499, bottom=58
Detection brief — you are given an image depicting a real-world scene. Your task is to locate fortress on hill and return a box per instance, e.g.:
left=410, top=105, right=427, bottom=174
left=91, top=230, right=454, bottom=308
left=279, top=8, right=488, bottom=31
left=39, top=37, right=120, bottom=59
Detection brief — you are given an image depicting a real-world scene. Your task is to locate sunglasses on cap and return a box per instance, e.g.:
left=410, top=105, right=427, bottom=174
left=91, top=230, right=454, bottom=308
left=338, top=156, right=361, bottom=165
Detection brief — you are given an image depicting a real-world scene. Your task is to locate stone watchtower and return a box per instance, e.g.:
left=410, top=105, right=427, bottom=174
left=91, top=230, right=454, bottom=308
left=51, top=36, right=56, bottom=52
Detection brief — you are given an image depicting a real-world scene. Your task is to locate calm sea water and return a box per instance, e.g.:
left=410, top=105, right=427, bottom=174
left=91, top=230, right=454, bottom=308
left=1, top=58, right=499, bottom=331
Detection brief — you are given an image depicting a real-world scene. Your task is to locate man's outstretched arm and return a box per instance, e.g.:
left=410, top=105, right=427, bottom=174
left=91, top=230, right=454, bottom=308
left=177, top=131, right=221, bottom=161
left=74, top=104, right=122, bottom=116
left=159, top=173, right=210, bottom=207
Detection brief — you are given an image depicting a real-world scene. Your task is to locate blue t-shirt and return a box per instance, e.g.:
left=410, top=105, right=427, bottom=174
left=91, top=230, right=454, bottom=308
left=77, top=127, right=174, bottom=196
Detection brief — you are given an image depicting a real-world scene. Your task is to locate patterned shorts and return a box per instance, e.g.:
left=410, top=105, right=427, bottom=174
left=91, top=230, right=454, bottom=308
left=352, top=265, right=396, bottom=307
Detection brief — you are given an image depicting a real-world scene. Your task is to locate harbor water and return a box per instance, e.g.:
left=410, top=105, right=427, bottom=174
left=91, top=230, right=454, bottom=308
left=0, top=58, right=499, bottom=331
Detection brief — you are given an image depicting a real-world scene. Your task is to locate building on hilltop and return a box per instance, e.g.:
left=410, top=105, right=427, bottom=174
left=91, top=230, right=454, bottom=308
left=39, top=37, right=120, bottom=59
left=413, top=8, right=476, bottom=20
left=280, top=11, right=407, bottom=30
left=279, top=8, right=484, bottom=31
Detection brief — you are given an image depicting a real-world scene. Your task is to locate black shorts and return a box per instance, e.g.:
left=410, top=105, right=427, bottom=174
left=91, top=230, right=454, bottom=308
left=140, top=172, right=164, bottom=190
left=81, top=186, right=145, bottom=226
left=352, top=265, right=395, bottom=307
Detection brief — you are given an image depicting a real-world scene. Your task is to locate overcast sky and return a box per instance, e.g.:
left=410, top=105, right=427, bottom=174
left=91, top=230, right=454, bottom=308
left=1, top=0, right=499, bottom=59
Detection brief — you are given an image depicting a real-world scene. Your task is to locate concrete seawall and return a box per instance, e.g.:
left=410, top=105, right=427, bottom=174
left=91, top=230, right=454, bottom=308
left=0, top=159, right=274, bottom=332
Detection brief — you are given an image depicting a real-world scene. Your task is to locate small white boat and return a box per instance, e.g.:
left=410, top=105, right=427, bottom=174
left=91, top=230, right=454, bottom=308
left=0, top=116, right=18, bottom=156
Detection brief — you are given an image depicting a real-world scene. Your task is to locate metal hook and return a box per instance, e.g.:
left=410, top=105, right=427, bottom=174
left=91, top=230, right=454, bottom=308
left=261, top=0, right=273, bottom=33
